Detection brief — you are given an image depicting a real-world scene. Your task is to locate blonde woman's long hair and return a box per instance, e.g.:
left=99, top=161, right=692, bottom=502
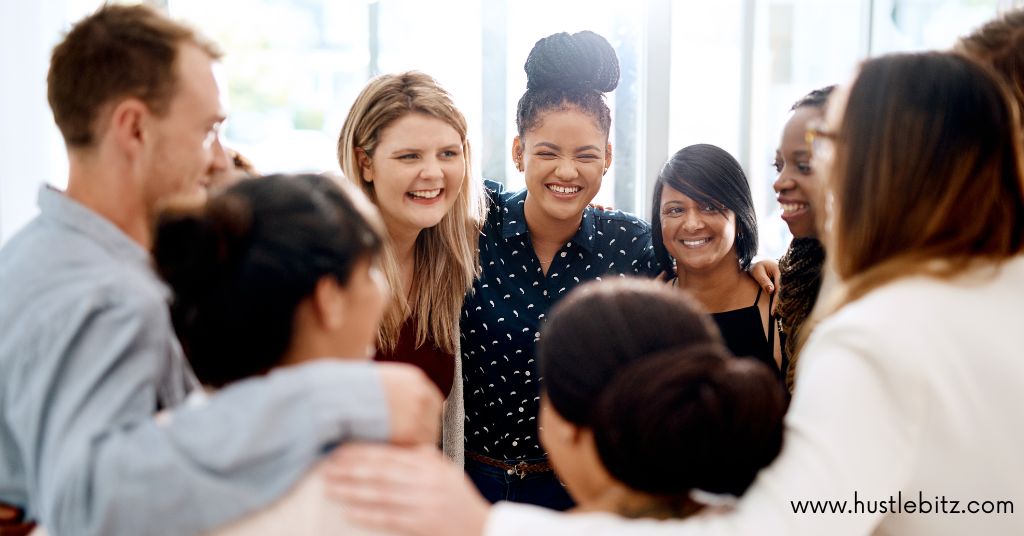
left=828, top=53, right=1024, bottom=309
left=338, top=71, right=485, bottom=353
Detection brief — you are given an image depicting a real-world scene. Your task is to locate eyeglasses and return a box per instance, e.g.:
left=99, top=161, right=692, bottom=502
left=805, top=127, right=837, bottom=162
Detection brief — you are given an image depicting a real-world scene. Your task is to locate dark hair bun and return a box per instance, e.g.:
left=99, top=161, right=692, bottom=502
left=593, top=347, right=787, bottom=497
left=525, top=30, right=619, bottom=93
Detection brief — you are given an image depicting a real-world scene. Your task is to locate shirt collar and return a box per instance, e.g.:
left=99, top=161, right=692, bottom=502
left=499, top=189, right=597, bottom=253
left=37, top=185, right=154, bottom=270
left=499, top=188, right=530, bottom=239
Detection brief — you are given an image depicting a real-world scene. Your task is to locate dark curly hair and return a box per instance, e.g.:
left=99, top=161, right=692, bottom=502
left=790, top=85, right=835, bottom=111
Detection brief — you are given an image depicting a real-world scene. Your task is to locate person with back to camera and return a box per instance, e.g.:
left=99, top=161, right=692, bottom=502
left=0, top=5, right=440, bottom=535
left=152, top=173, right=402, bottom=536
left=652, top=144, right=784, bottom=380
left=325, top=51, right=1024, bottom=536
left=338, top=71, right=487, bottom=465
left=537, top=278, right=786, bottom=520
left=772, top=86, right=834, bottom=391
left=456, top=29, right=778, bottom=511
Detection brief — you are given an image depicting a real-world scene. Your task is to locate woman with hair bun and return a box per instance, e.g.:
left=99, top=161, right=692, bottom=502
left=458, top=30, right=650, bottom=510
left=459, top=30, right=776, bottom=510
left=538, top=279, right=786, bottom=519
left=153, top=174, right=399, bottom=534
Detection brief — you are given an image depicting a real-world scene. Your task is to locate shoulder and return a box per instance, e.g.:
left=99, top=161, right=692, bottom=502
left=481, top=179, right=528, bottom=229
left=482, top=179, right=518, bottom=207
left=3, top=247, right=168, bottom=343
left=483, top=178, right=505, bottom=197
left=589, top=207, right=651, bottom=238
left=804, top=262, right=1024, bottom=382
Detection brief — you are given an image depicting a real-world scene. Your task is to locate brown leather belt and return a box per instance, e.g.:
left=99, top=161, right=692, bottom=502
left=465, top=451, right=552, bottom=479
left=0, top=503, right=35, bottom=536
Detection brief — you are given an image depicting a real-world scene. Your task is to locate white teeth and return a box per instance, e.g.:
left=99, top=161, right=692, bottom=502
left=683, top=238, right=711, bottom=247
left=408, top=189, right=441, bottom=199
left=781, top=203, right=808, bottom=214
left=547, top=184, right=581, bottom=195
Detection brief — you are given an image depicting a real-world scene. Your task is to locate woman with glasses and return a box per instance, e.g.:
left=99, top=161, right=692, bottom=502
left=772, top=86, right=834, bottom=391
left=652, top=143, right=784, bottom=379
left=327, top=51, right=1024, bottom=536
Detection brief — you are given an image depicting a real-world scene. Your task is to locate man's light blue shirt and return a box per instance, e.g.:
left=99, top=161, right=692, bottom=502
left=0, top=187, right=390, bottom=535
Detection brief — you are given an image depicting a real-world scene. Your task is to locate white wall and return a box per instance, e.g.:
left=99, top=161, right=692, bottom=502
left=0, top=0, right=83, bottom=244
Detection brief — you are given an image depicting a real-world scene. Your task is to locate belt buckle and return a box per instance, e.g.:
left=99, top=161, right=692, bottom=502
left=514, top=461, right=529, bottom=480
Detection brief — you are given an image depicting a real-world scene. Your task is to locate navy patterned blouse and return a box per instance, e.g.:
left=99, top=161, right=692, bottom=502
left=461, top=180, right=659, bottom=461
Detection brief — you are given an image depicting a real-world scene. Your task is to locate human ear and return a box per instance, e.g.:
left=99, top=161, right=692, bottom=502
left=355, top=147, right=374, bottom=183
left=569, top=424, right=591, bottom=447
left=312, top=276, right=346, bottom=330
left=604, top=142, right=613, bottom=174
left=511, top=136, right=524, bottom=172
left=109, top=98, right=148, bottom=157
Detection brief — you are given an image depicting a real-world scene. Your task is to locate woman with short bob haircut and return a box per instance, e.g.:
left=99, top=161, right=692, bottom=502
left=324, top=52, right=1024, bottom=536
left=652, top=144, right=783, bottom=377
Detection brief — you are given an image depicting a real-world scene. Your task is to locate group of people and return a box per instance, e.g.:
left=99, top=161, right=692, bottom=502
left=0, top=3, right=1022, bottom=536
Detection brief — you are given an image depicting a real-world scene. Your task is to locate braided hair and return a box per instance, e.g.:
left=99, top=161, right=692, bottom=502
left=515, top=30, right=619, bottom=141
left=778, top=86, right=833, bottom=391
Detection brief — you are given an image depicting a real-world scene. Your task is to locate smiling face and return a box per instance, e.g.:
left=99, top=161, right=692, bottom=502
left=143, top=42, right=229, bottom=212
left=516, top=107, right=611, bottom=224
left=659, top=185, right=738, bottom=274
left=773, top=106, right=824, bottom=239
left=360, top=112, right=466, bottom=238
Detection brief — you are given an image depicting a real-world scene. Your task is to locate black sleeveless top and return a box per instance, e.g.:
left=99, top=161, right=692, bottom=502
left=710, top=287, right=782, bottom=378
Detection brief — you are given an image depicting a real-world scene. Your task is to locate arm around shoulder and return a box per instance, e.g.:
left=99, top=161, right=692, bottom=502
left=29, top=291, right=393, bottom=536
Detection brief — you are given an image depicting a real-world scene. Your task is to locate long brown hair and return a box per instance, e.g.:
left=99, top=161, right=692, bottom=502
left=338, top=71, right=485, bottom=353
left=829, top=53, right=1024, bottom=306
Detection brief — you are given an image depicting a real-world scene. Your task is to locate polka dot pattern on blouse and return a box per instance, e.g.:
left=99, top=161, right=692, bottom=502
left=461, top=180, right=659, bottom=461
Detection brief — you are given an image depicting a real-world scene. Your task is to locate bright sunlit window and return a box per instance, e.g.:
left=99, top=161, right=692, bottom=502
left=0, top=0, right=1018, bottom=246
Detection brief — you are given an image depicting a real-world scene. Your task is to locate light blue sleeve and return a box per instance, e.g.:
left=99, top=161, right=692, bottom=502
left=19, top=291, right=389, bottom=536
